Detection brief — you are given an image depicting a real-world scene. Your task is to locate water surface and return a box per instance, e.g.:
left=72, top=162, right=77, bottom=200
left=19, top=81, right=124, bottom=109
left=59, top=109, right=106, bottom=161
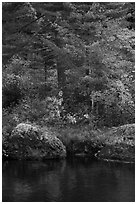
left=2, top=158, right=135, bottom=202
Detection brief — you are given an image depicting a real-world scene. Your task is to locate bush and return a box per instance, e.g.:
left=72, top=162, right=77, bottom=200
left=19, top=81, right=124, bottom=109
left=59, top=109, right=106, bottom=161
left=4, top=55, right=31, bottom=76
left=2, top=96, right=62, bottom=125
left=2, top=74, right=24, bottom=108
left=2, top=108, right=19, bottom=156
left=38, top=82, right=53, bottom=99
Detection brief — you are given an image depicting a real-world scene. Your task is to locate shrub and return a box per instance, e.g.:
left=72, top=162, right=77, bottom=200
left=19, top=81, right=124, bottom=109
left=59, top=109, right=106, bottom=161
left=38, top=82, right=53, bottom=99
left=2, top=108, right=19, bottom=156
left=2, top=74, right=24, bottom=108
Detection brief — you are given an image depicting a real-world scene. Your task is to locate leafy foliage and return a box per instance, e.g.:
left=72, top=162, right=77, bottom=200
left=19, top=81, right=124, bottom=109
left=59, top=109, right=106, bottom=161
left=2, top=73, right=24, bottom=108
left=2, top=2, right=135, bottom=128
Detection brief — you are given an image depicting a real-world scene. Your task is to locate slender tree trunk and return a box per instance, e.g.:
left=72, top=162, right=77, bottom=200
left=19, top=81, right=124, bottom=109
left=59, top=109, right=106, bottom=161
left=57, top=60, right=66, bottom=91
left=91, top=98, right=94, bottom=112
left=44, top=64, right=47, bottom=83
left=96, top=102, right=99, bottom=115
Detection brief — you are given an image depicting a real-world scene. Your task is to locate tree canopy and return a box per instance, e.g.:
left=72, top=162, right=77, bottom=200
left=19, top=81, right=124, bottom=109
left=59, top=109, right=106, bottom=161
left=2, top=2, right=135, bottom=127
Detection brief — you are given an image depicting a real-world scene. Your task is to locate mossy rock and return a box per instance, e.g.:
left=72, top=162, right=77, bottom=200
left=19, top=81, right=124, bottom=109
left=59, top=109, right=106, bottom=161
left=97, top=144, right=135, bottom=162
left=4, top=123, right=66, bottom=160
left=97, top=124, right=135, bottom=162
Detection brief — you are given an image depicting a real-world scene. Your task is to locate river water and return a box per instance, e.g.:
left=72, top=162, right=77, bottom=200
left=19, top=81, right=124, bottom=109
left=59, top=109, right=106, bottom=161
left=2, top=158, right=135, bottom=202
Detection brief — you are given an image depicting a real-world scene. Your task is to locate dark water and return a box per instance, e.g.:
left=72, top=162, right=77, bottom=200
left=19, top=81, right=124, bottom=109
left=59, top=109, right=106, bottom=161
left=3, top=158, right=135, bottom=202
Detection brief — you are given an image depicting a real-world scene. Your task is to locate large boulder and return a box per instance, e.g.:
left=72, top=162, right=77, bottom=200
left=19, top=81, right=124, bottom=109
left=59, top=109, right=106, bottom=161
left=97, top=124, right=135, bottom=162
left=5, top=123, right=66, bottom=160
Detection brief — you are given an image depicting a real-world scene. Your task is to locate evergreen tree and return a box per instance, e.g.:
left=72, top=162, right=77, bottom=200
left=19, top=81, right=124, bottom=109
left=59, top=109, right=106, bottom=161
left=2, top=2, right=135, bottom=126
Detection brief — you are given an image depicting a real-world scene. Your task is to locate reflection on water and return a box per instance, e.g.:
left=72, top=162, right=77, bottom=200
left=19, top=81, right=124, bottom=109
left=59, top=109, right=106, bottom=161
left=2, top=158, right=135, bottom=202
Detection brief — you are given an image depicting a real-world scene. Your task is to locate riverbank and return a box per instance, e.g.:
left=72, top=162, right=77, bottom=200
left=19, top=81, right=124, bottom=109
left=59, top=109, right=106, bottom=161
left=3, top=123, right=135, bottom=163
left=54, top=123, right=135, bottom=162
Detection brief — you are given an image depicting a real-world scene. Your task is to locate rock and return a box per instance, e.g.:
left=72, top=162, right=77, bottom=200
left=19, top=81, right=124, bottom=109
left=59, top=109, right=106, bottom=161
left=97, top=124, right=135, bottom=162
left=97, top=144, right=135, bottom=162
left=5, top=123, right=66, bottom=160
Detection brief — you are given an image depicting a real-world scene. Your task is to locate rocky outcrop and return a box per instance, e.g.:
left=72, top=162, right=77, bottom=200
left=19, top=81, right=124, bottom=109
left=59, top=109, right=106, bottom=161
left=3, top=123, right=66, bottom=160
left=96, top=124, right=135, bottom=162
left=3, top=123, right=135, bottom=162
left=62, top=124, right=135, bottom=162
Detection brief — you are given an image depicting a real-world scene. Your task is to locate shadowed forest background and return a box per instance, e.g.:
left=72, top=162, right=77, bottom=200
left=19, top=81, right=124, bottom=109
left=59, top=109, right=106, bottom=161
left=2, top=2, right=135, bottom=135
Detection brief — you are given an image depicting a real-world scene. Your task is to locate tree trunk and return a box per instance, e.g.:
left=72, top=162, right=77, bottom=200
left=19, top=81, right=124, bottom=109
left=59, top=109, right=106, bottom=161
left=91, top=98, right=94, bottom=112
left=44, top=64, right=47, bottom=83
left=57, top=60, right=66, bottom=92
left=96, top=102, right=99, bottom=115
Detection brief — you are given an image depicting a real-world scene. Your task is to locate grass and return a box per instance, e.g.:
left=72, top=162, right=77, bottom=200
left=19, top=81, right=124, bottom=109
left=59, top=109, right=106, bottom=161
left=42, top=123, right=135, bottom=148
left=42, top=124, right=105, bottom=147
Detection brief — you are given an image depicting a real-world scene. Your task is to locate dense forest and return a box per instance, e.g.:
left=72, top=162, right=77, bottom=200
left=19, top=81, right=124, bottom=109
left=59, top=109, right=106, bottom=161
left=3, top=2, right=135, bottom=135
left=2, top=4, right=135, bottom=201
